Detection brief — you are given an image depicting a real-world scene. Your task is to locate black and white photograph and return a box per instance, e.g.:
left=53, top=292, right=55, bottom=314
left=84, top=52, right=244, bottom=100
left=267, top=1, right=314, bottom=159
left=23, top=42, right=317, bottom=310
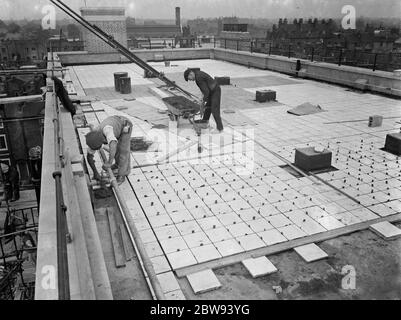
left=0, top=0, right=400, bottom=309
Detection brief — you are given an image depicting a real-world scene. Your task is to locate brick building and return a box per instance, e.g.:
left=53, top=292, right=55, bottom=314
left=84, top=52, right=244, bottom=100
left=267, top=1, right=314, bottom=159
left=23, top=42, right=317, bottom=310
left=81, top=7, right=127, bottom=53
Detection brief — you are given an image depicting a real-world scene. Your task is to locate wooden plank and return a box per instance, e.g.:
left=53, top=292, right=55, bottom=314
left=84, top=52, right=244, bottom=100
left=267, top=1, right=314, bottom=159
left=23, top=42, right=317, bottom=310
left=74, top=177, right=113, bottom=299
left=119, top=223, right=135, bottom=261
left=62, top=152, right=96, bottom=299
left=0, top=95, right=43, bottom=105
left=106, top=208, right=126, bottom=268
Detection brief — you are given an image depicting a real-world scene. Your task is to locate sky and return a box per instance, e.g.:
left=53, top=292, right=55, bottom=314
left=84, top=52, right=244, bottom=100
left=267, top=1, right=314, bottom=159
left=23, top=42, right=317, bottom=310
left=1, top=0, right=400, bottom=21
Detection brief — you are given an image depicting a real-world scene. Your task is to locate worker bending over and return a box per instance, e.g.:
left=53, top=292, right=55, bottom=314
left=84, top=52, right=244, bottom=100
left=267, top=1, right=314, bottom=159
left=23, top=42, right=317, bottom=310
left=85, top=115, right=132, bottom=185
left=184, top=68, right=224, bottom=133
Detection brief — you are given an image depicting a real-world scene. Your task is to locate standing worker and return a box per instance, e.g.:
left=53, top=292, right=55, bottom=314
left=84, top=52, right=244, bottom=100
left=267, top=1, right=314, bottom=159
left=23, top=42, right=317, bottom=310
left=184, top=68, right=224, bottom=133
left=0, top=162, right=20, bottom=202
left=52, top=76, right=76, bottom=116
left=85, top=116, right=133, bottom=185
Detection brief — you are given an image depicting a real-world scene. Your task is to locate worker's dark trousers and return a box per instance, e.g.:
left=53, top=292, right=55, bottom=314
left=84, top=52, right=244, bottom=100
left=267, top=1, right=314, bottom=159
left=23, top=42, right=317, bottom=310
left=202, top=86, right=224, bottom=131
left=115, top=122, right=133, bottom=177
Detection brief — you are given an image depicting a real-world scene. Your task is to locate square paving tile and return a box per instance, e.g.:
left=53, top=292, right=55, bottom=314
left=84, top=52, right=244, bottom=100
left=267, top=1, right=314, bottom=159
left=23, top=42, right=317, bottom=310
left=369, top=221, right=401, bottom=240
left=169, top=210, right=194, bottom=224
left=183, top=232, right=211, bottom=248
left=246, top=218, right=275, bottom=233
left=333, top=211, right=362, bottom=226
left=167, top=249, right=198, bottom=269
left=242, top=257, right=278, bottom=278
left=153, top=225, right=180, bottom=240
left=176, top=221, right=202, bottom=235
left=216, top=212, right=243, bottom=226
left=369, top=204, right=396, bottom=217
left=204, top=227, right=233, bottom=242
left=160, top=236, right=188, bottom=254
left=236, top=234, right=265, bottom=251
left=267, top=214, right=293, bottom=228
left=226, top=222, right=253, bottom=237
left=209, top=202, right=233, bottom=214
left=150, top=255, right=171, bottom=274
left=165, top=289, right=186, bottom=300
left=277, top=225, right=307, bottom=240
left=148, top=214, right=173, bottom=228
left=187, top=269, right=222, bottom=294
left=191, top=244, right=222, bottom=263
left=144, top=241, right=164, bottom=258
left=190, top=206, right=214, bottom=219
left=294, top=243, right=329, bottom=262
left=259, top=229, right=288, bottom=246
left=317, top=216, right=346, bottom=230
left=157, top=271, right=181, bottom=293
left=214, top=239, right=244, bottom=257
left=197, top=216, right=223, bottom=230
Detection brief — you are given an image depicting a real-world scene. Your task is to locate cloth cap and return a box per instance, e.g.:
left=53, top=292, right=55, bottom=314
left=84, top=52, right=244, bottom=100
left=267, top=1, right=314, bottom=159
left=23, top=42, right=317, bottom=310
left=85, top=130, right=104, bottom=150
left=184, top=68, right=193, bottom=82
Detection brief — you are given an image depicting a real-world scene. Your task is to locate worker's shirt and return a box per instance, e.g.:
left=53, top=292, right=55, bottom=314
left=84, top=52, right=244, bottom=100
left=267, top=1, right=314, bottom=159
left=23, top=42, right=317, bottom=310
left=195, top=71, right=218, bottom=98
left=87, top=125, right=117, bottom=155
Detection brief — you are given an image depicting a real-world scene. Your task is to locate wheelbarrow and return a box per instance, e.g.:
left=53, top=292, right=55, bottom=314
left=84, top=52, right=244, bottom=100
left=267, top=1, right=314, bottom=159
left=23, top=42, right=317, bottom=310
left=162, top=96, right=207, bottom=153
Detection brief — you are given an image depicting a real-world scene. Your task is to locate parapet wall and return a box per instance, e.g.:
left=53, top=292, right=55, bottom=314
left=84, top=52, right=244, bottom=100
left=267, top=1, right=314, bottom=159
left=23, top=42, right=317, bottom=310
left=58, top=48, right=211, bottom=65
left=58, top=48, right=401, bottom=97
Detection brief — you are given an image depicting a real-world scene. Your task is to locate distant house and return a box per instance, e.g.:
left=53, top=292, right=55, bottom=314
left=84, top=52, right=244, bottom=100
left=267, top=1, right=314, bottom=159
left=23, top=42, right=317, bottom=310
left=126, top=7, right=183, bottom=47
left=81, top=7, right=128, bottom=53
left=395, top=37, right=401, bottom=53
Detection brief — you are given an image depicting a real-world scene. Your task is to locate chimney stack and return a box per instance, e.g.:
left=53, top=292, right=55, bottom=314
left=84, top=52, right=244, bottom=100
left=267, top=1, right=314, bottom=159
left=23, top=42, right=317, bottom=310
left=175, top=7, right=181, bottom=27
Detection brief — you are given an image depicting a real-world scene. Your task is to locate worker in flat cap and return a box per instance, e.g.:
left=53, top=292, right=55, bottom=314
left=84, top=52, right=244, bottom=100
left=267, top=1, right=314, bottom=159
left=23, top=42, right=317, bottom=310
left=0, top=162, right=20, bottom=202
left=85, top=115, right=133, bottom=185
left=184, top=68, right=224, bottom=133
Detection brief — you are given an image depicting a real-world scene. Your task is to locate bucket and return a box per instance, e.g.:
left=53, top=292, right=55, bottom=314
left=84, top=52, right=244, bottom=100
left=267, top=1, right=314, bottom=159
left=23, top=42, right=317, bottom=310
left=164, top=61, right=171, bottom=67
left=114, top=72, right=128, bottom=92
left=119, top=77, right=132, bottom=94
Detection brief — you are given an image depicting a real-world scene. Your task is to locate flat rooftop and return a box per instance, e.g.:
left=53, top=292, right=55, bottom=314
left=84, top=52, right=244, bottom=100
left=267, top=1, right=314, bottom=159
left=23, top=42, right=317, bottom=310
left=68, top=58, right=401, bottom=299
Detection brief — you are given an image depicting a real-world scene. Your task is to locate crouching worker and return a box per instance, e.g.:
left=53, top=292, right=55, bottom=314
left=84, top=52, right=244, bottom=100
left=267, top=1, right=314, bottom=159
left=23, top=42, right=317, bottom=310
left=85, top=116, right=132, bottom=185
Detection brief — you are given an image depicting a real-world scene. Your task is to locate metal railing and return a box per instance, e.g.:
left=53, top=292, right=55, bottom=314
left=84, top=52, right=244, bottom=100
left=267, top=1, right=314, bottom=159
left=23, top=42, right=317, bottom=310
left=49, top=50, right=70, bottom=300
left=0, top=227, right=38, bottom=267
left=213, top=37, right=401, bottom=72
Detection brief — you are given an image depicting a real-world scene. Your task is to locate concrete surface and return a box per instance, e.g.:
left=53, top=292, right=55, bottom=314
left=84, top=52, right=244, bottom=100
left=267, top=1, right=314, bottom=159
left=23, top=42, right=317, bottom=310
left=178, top=222, right=401, bottom=300
left=70, top=58, right=401, bottom=300
left=94, top=194, right=153, bottom=300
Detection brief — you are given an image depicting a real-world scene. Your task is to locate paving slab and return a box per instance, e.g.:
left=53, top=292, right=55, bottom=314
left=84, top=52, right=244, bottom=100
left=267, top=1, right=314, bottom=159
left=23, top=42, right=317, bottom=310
left=191, top=244, right=222, bottom=263
left=369, top=221, right=401, bottom=240
left=165, top=289, right=186, bottom=300
left=157, top=271, right=181, bottom=294
left=187, top=269, right=222, bottom=294
left=214, top=239, right=244, bottom=257
left=294, top=243, right=329, bottom=263
left=167, top=249, right=198, bottom=270
left=242, top=256, right=278, bottom=278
